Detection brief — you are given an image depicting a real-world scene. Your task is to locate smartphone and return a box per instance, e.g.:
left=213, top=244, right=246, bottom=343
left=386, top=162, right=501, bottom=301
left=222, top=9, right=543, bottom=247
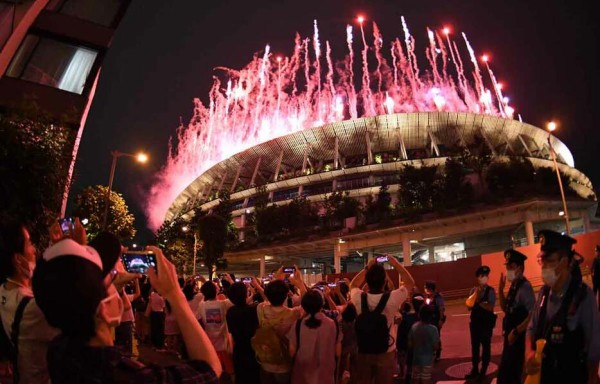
left=327, top=282, right=337, bottom=287
left=121, top=252, right=157, bottom=274
left=377, top=255, right=389, bottom=263
left=283, top=266, right=296, bottom=274
left=242, top=277, right=253, bottom=284
left=315, top=285, right=325, bottom=291
left=58, top=217, right=74, bottom=235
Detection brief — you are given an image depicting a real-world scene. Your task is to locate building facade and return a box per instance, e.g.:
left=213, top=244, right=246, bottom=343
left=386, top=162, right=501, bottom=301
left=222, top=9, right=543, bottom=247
left=167, top=112, right=597, bottom=278
left=0, top=0, right=131, bottom=214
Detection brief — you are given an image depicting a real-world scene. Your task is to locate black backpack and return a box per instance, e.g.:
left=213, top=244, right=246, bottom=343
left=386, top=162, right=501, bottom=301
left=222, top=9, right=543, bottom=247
left=0, top=295, right=31, bottom=384
left=355, top=291, right=391, bottom=354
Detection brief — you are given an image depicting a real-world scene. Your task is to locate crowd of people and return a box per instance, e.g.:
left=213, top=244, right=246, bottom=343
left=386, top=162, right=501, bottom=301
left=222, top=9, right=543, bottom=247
left=1, top=215, right=600, bottom=384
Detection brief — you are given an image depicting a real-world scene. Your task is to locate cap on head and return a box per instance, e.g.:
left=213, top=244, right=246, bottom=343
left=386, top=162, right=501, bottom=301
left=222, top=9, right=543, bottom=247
left=33, top=239, right=107, bottom=340
left=424, top=280, right=436, bottom=291
left=475, top=265, right=490, bottom=277
left=504, top=249, right=527, bottom=265
left=88, top=232, right=122, bottom=278
left=537, top=229, right=576, bottom=258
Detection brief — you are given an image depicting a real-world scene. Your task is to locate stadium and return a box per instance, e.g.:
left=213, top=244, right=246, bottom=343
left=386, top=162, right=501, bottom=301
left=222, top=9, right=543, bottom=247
left=164, top=111, right=597, bottom=280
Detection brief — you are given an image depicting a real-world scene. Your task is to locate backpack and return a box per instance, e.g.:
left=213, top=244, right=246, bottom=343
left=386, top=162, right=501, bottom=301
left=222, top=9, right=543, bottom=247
left=355, top=291, right=392, bottom=354
left=0, top=295, right=31, bottom=384
left=251, top=305, right=292, bottom=366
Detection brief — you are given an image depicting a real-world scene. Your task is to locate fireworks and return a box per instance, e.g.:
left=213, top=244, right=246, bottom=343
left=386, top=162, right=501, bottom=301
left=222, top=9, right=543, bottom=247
left=145, top=17, right=515, bottom=230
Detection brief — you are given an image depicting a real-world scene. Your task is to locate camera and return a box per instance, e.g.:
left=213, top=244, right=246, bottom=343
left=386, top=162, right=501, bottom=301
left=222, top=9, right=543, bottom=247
left=283, top=266, right=296, bottom=274
left=121, top=251, right=157, bottom=274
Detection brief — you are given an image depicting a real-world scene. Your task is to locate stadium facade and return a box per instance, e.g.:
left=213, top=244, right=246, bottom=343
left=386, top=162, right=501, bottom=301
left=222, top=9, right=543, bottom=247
left=166, top=112, right=597, bottom=277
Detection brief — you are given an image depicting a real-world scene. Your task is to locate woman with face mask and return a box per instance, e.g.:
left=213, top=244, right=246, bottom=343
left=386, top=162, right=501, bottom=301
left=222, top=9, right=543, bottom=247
left=496, top=249, right=535, bottom=384
left=464, top=265, right=496, bottom=381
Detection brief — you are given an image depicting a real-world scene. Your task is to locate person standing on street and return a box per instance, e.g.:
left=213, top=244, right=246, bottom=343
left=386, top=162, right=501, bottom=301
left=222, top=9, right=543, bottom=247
left=465, top=266, right=496, bottom=381
left=591, top=245, right=600, bottom=310
left=423, top=280, right=445, bottom=362
left=525, top=230, right=600, bottom=384
left=496, top=249, right=535, bottom=384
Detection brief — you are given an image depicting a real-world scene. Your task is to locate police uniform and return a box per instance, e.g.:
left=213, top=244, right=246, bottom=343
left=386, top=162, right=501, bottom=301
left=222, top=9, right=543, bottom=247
left=466, top=265, right=497, bottom=380
left=496, top=249, right=535, bottom=384
left=527, top=230, right=600, bottom=383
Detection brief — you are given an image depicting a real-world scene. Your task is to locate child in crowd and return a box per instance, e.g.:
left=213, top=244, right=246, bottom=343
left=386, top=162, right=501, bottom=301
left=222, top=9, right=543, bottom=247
left=407, top=305, right=440, bottom=384
left=397, top=301, right=419, bottom=382
left=338, top=303, right=357, bottom=384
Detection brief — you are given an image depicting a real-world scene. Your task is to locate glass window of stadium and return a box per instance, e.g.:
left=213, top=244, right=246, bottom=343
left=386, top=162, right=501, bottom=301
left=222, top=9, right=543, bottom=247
left=46, top=0, right=123, bottom=27
left=6, top=35, right=98, bottom=95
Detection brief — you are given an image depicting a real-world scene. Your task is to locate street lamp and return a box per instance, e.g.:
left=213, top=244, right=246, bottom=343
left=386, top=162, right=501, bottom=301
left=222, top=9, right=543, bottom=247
left=546, top=122, right=571, bottom=235
left=102, top=150, right=148, bottom=229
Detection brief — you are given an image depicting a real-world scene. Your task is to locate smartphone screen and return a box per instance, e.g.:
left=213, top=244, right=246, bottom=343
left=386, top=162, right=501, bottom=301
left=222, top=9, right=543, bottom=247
left=283, top=266, right=296, bottom=274
left=327, top=282, right=337, bottom=287
left=59, top=218, right=74, bottom=235
left=242, top=277, right=253, bottom=284
left=377, top=255, right=389, bottom=263
left=121, top=252, right=156, bottom=274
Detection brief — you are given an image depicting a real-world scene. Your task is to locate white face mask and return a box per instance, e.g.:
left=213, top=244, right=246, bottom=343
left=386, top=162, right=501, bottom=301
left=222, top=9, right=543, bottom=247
left=541, top=266, right=559, bottom=287
left=27, top=261, right=36, bottom=278
left=506, top=270, right=517, bottom=282
left=98, top=290, right=123, bottom=327
left=478, top=276, right=488, bottom=285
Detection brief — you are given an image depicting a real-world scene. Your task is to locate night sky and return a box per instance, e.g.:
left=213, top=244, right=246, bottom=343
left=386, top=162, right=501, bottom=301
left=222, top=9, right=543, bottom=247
left=70, top=0, right=599, bottom=245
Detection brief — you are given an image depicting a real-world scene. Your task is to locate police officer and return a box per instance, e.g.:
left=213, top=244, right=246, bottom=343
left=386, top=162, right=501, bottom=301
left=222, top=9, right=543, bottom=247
left=496, top=249, right=535, bottom=383
left=424, top=280, right=446, bottom=361
left=525, top=230, right=600, bottom=384
left=592, top=245, right=600, bottom=309
left=465, top=265, right=497, bottom=380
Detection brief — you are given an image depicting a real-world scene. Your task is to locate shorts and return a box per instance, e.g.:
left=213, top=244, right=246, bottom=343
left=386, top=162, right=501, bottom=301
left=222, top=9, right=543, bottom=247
left=411, top=365, right=432, bottom=381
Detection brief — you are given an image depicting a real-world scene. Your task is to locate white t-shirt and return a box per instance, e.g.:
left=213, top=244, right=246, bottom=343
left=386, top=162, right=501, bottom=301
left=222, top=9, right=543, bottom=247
left=350, top=286, right=408, bottom=353
left=148, top=292, right=165, bottom=312
left=0, top=284, right=60, bottom=384
left=196, top=299, right=234, bottom=352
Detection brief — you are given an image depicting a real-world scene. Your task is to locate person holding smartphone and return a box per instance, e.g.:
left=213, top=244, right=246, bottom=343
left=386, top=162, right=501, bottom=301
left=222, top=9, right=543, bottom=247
left=32, top=241, right=222, bottom=383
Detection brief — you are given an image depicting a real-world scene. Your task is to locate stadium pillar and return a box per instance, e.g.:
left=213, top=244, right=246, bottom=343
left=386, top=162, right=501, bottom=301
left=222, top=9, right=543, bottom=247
left=402, top=234, right=412, bottom=266
left=525, top=219, right=535, bottom=245
left=259, top=256, right=266, bottom=278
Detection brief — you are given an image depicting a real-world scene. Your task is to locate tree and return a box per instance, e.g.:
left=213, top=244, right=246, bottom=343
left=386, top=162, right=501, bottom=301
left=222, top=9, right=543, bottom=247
left=0, top=104, right=75, bottom=246
left=196, top=214, right=228, bottom=280
left=72, top=185, right=136, bottom=241
left=323, top=191, right=362, bottom=229
left=155, top=217, right=196, bottom=275
left=365, top=184, right=393, bottom=225
left=441, top=157, right=474, bottom=209
left=397, top=164, right=440, bottom=213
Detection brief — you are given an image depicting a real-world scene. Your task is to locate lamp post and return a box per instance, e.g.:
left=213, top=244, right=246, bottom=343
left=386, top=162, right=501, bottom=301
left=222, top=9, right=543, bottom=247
left=546, top=122, right=571, bottom=235
left=102, top=150, right=148, bottom=229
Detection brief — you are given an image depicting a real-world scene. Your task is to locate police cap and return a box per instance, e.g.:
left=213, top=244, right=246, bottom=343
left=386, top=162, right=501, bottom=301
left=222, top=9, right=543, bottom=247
left=504, top=249, right=527, bottom=265
left=538, top=229, right=576, bottom=257
left=475, top=265, right=490, bottom=277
